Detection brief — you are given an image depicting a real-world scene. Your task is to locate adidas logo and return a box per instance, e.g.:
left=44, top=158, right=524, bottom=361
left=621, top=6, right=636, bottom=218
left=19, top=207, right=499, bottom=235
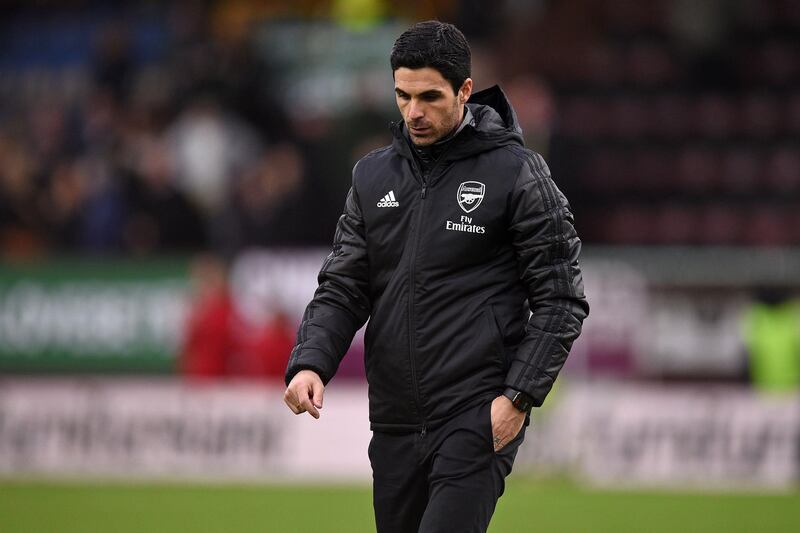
left=377, top=190, right=399, bottom=208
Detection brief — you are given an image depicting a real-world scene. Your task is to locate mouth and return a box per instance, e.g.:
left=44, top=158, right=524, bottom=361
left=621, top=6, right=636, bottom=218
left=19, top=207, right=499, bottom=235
left=409, top=125, right=431, bottom=135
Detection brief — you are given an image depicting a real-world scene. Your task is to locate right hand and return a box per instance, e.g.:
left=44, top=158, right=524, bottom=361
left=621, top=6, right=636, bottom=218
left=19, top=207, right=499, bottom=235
left=284, top=370, right=325, bottom=419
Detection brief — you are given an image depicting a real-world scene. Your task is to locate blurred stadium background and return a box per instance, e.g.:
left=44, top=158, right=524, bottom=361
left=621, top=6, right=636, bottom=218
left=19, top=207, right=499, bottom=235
left=1, top=0, right=799, bottom=531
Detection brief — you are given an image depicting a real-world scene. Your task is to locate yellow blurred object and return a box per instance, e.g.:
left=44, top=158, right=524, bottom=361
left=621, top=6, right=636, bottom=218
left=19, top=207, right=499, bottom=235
left=743, top=298, right=800, bottom=391
left=332, top=0, right=387, bottom=31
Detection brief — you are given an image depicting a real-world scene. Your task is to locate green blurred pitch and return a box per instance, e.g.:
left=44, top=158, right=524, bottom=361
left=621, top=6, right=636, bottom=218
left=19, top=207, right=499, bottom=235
left=1, top=478, right=798, bottom=532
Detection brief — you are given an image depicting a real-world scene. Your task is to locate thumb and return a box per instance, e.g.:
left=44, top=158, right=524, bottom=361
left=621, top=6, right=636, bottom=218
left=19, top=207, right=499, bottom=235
left=311, top=380, right=324, bottom=409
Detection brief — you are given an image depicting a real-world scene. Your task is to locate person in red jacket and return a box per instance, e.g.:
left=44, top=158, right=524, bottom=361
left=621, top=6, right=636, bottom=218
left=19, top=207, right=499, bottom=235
left=233, top=309, right=295, bottom=379
left=179, top=255, right=234, bottom=378
left=181, top=254, right=296, bottom=380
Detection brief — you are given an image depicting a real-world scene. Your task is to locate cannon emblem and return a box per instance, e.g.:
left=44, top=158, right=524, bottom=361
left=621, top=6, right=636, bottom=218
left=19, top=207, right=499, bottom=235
left=457, top=181, right=486, bottom=213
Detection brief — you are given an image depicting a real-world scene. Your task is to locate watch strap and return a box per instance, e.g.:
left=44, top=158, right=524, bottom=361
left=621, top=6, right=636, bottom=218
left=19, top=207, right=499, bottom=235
left=502, top=387, right=534, bottom=413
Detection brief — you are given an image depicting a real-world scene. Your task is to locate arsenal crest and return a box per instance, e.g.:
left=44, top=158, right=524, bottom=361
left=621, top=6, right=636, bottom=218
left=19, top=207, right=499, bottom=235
left=457, top=181, right=485, bottom=213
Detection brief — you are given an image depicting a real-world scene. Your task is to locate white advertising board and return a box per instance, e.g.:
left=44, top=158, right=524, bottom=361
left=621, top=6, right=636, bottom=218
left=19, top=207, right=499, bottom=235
left=0, top=379, right=371, bottom=481
left=1, top=380, right=797, bottom=488
left=519, top=383, right=800, bottom=488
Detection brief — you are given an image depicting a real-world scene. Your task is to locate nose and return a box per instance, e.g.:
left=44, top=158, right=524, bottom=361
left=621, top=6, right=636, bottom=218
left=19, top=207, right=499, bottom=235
left=407, top=99, right=424, bottom=121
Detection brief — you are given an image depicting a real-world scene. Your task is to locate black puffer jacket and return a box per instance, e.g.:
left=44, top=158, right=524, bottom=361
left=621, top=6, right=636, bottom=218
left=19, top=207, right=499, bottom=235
left=286, top=86, right=589, bottom=432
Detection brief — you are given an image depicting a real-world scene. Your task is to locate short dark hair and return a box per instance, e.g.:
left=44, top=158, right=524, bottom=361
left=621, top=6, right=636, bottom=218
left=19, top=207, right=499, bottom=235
left=390, top=21, right=471, bottom=94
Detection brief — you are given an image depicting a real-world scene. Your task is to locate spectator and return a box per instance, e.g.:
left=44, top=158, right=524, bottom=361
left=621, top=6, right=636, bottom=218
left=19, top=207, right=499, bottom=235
left=165, top=96, right=261, bottom=216
left=180, top=255, right=235, bottom=378
left=215, top=143, right=307, bottom=252
left=0, top=136, right=46, bottom=257
left=180, top=254, right=295, bottom=380
left=742, top=289, right=800, bottom=392
left=124, top=136, right=207, bottom=253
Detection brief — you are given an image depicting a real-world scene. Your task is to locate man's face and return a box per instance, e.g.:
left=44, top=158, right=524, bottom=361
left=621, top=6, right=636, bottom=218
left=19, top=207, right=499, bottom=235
left=394, top=67, right=472, bottom=147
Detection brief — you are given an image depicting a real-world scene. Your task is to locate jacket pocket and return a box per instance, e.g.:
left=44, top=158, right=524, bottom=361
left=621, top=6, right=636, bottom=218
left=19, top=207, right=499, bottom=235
left=483, top=305, right=506, bottom=368
left=481, top=400, right=496, bottom=454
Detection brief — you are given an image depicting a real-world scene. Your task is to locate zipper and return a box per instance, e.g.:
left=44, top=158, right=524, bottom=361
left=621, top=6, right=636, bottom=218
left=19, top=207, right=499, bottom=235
left=406, top=157, right=427, bottom=434
left=405, top=146, right=451, bottom=435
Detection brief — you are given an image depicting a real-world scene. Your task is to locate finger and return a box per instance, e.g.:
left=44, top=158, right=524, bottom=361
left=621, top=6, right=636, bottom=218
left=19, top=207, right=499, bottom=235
left=299, top=396, right=320, bottom=419
left=285, top=386, right=309, bottom=415
left=490, top=421, right=507, bottom=443
left=492, top=424, right=515, bottom=450
left=493, top=423, right=524, bottom=451
left=284, top=389, right=302, bottom=414
left=311, top=380, right=324, bottom=409
left=492, top=434, right=505, bottom=451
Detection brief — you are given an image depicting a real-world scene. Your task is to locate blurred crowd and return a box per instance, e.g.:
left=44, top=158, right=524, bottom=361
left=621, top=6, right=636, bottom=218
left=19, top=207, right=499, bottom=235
left=0, top=0, right=798, bottom=260
left=0, top=1, right=382, bottom=259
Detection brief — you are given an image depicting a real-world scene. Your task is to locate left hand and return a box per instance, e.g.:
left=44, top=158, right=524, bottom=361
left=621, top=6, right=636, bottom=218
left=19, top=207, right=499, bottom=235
left=490, top=395, right=526, bottom=452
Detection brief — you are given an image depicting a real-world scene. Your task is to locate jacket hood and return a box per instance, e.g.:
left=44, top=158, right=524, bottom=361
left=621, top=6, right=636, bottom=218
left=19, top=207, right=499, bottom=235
left=391, top=85, right=524, bottom=163
left=468, top=84, right=523, bottom=137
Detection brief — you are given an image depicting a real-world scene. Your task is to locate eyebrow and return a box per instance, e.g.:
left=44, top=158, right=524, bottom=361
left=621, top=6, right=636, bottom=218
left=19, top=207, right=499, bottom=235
left=395, top=88, right=444, bottom=98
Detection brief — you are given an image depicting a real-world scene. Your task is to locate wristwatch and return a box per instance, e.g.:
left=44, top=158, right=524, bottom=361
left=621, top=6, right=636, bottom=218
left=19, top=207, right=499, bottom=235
left=503, top=387, right=534, bottom=413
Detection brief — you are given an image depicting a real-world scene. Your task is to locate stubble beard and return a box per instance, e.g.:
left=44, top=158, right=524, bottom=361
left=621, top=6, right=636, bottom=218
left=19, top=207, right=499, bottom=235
left=408, top=102, right=462, bottom=147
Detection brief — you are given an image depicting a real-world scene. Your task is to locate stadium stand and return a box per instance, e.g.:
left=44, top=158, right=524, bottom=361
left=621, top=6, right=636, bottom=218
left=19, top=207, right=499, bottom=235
left=1, top=0, right=798, bottom=260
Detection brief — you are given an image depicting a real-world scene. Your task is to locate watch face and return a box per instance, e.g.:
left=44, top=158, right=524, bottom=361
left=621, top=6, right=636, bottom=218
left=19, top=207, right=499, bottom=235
left=512, top=393, right=532, bottom=411
left=504, top=389, right=531, bottom=411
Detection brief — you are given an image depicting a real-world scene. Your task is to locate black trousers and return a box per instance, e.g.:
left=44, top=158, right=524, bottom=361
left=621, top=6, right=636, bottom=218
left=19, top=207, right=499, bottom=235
left=368, top=400, right=526, bottom=533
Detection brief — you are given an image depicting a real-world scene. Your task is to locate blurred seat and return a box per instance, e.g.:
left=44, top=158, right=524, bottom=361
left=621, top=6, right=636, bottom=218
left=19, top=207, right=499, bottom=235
left=604, top=205, right=654, bottom=244
left=582, top=44, right=623, bottom=88
left=676, top=148, right=722, bottom=194
left=763, top=147, right=800, bottom=194
left=742, top=207, right=790, bottom=245
left=631, top=148, right=672, bottom=192
left=759, top=41, right=799, bottom=87
left=721, top=148, right=761, bottom=194
left=740, top=93, right=780, bottom=139
left=624, top=42, right=677, bottom=88
left=653, top=204, right=699, bottom=244
left=783, top=93, right=800, bottom=135
left=559, top=96, right=607, bottom=139
left=586, top=150, right=627, bottom=191
left=693, top=95, right=735, bottom=139
left=699, top=204, right=744, bottom=245
left=608, top=96, right=647, bottom=139
left=651, top=93, right=690, bottom=139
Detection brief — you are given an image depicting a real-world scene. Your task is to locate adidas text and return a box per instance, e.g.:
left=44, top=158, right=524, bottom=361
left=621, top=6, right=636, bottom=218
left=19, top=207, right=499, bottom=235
left=377, top=190, right=399, bottom=208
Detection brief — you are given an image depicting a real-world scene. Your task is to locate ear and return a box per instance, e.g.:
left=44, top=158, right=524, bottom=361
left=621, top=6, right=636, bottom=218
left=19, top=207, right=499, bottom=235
left=458, top=78, right=473, bottom=104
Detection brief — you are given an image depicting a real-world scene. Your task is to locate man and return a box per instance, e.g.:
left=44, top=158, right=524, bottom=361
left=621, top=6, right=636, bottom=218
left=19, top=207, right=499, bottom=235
left=284, top=21, right=588, bottom=532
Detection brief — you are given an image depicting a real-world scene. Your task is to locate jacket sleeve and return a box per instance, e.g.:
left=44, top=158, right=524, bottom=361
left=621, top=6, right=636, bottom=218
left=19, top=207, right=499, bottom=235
left=505, top=151, right=589, bottom=406
left=284, top=182, right=371, bottom=386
